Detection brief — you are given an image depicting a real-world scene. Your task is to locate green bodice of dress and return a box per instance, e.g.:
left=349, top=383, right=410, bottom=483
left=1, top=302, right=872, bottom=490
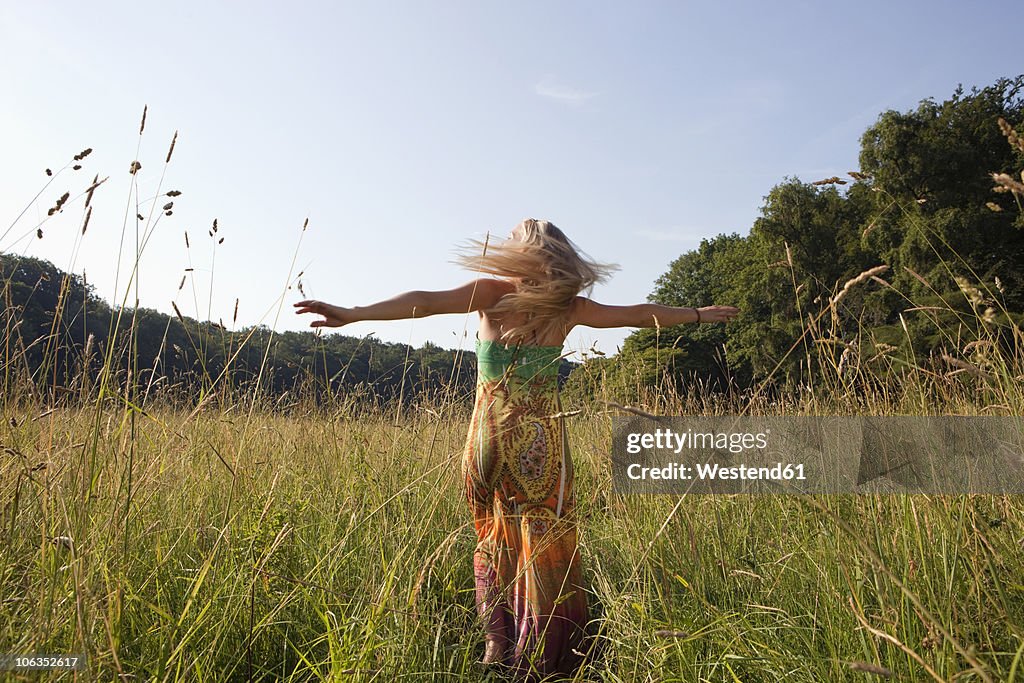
left=475, top=338, right=562, bottom=384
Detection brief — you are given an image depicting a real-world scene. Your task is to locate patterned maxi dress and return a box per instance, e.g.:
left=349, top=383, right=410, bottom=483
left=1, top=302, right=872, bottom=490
left=462, top=338, right=589, bottom=678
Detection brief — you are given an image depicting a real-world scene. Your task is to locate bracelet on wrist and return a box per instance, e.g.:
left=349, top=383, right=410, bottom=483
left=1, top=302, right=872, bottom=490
left=695, top=307, right=702, bottom=323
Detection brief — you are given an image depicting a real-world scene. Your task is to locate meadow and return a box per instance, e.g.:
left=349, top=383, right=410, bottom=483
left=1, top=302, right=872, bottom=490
left=2, top=361, right=1023, bottom=681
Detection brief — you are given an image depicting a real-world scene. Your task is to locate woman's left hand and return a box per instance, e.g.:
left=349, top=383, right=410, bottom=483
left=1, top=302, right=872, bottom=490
left=697, top=305, right=740, bottom=323
left=293, top=300, right=353, bottom=328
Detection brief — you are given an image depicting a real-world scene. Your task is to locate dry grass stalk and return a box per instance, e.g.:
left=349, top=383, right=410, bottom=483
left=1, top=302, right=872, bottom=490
left=991, top=172, right=1024, bottom=196
left=941, top=353, right=995, bottom=381
left=171, top=301, right=185, bottom=324
left=869, top=275, right=893, bottom=289
left=166, top=131, right=178, bottom=163
left=954, top=276, right=983, bottom=305
left=47, top=191, right=70, bottom=216
left=84, top=174, right=105, bottom=207
left=903, top=267, right=931, bottom=288
left=830, top=265, right=890, bottom=308
left=846, top=598, right=947, bottom=682
left=963, top=340, right=993, bottom=354
left=847, top=661, right=894, bottom=677
left=600, top=400, right=661, bottom=419
left=997, top=117, right=1024, bottom=153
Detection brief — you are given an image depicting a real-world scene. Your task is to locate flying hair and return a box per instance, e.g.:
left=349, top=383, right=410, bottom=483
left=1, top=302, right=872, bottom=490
left=454, top=219, right=619, bottom=343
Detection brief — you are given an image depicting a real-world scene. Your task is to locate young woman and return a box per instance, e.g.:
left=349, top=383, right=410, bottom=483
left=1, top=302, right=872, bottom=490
left=294, top=219, right=739, bottom=678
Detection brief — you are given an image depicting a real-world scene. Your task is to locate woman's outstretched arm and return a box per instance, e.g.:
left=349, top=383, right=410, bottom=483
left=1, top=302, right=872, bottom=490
left=294, top=278, right=512, bottom=329
left=571, top=297, right=739, bottom=329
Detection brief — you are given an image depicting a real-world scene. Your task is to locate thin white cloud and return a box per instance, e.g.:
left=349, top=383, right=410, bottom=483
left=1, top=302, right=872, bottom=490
left=635, top=229, right=703, bottom=244
left=534, top=75, right=598, bottom=105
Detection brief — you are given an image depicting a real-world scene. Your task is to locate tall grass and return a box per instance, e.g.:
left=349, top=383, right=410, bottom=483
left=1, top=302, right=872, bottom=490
left=1, top=111, right=1023, bottom=682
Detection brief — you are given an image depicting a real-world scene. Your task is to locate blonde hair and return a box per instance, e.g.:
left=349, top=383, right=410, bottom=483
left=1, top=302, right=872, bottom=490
left=455, top=219, right=618, bottom=343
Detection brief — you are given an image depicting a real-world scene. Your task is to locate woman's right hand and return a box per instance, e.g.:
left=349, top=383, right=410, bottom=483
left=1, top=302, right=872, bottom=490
left=293, top=300, right=353, bottom=328
left=697, top=305, right=740, bottom=323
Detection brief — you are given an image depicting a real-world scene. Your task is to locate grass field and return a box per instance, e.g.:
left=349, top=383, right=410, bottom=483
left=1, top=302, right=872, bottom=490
left=2, top=380, right=1023, bottom=681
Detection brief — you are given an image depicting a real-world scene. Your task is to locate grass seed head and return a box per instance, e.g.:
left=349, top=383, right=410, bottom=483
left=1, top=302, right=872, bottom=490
left=85, top=174, right=100, bottom=207
left=166, top=130, right=178, bottom=163
left=47, top=191, right=70, bottom=216
left=997, top=117, right=1024, bottom=153
left=991, top=172, right=1024, bottom=195
left=954, top=276, right=984, bottom=305
left=831, top=265, right=890, bottom=308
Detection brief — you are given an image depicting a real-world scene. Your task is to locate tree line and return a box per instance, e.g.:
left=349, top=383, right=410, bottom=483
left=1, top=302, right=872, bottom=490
left=570, top=75, right=1024, bottom=397
left=1, top=254, right=497, bottom=405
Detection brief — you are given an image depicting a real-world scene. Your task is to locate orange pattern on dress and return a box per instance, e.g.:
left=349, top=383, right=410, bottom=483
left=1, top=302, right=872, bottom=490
left=462, top=339, right=589, bottom=678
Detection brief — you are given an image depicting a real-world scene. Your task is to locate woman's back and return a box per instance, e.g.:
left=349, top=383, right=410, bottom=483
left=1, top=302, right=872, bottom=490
left=476, top=278, right=576, bottom=348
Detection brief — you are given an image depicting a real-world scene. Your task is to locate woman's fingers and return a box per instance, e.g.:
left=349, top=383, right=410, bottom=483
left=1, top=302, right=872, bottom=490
left=295, top=300, right=350, bottom=328
left=295, top=300, right=329, bottom=327
left=699, top=305, right=740, bottom=322
left=294, top=300, right=326, bottom=316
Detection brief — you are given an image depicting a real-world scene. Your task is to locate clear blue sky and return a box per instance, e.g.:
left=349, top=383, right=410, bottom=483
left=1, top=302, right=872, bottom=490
left=2, top=1, right=1020, bottom=358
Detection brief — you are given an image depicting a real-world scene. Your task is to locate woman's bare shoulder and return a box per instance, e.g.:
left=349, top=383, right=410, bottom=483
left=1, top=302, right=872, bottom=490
left=473, top=278, right=515, bottom=306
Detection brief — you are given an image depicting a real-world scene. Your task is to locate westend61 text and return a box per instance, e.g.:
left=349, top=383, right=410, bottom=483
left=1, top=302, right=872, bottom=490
left=627, top=462, right=806, bottom=481
left=625, top=428, right=769, bottom=454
